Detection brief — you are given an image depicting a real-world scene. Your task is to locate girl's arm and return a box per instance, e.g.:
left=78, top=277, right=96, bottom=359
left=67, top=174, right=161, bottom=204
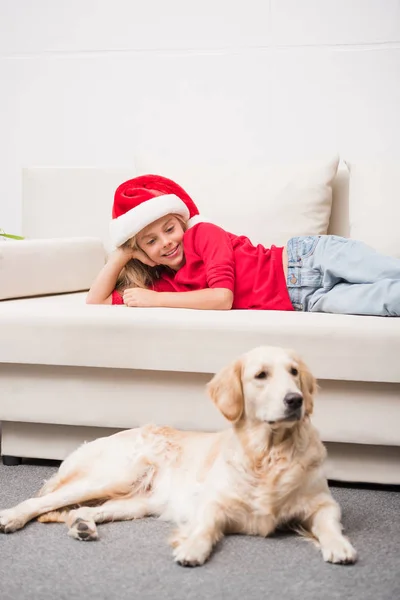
left=124, top=223, right=237, bottom=310
left=123, top=287, right=233, bottom=310
left=159, top=288, right=233, bottom=310
left=86, top=249, right=131, bottom=305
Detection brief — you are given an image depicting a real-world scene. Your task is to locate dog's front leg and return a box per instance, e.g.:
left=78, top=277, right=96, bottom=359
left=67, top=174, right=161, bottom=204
left=170, top=503, right=226, bottom=567
left=305, top=500, right=357, bottom=564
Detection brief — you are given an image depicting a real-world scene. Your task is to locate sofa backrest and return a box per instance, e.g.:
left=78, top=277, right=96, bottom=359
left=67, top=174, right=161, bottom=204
left=22, top=168, right=135, bottom=250
left=22, top=161, right=349, bottom=249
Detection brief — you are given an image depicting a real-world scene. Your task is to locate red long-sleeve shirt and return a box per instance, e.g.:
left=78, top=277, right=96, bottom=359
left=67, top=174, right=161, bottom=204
left=112, top=222, right=294, bottom=311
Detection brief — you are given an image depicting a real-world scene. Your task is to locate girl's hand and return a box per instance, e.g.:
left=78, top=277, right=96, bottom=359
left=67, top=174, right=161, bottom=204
left=112, top=246, right=157, bottom=268
left=123, top=288, right=160, bottom=307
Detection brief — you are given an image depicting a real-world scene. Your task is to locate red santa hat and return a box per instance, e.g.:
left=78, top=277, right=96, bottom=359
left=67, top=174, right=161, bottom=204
left=110, top=174, right=200, bottom=247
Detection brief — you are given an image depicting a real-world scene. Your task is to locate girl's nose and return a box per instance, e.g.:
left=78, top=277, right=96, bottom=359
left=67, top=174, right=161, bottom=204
left=161, top=236, right=171, bottom=248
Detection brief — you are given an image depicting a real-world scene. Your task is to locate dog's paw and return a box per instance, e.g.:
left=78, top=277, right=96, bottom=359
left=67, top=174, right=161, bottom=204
left=172, top=537, right=212, bottom=567
left=68, top=518, right=98, bottom=542
left=0, top=509, right=26, bottom=533
left=321, top=537, right=357, bottom=564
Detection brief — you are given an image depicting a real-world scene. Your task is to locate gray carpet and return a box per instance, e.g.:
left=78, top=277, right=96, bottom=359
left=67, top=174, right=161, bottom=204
left=0, top=460, right=399, bottom=600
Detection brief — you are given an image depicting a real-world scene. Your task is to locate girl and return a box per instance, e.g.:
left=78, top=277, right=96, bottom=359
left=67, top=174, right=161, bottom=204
left=86, top=175, right=400, bottom=317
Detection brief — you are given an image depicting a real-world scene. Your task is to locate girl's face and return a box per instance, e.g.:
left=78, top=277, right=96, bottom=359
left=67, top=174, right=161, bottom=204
left=136, top=215, right=186, bottom=270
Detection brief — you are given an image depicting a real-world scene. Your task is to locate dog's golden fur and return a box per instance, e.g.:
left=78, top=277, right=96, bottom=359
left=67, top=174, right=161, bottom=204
left=0, top=346, right=356, bottom=566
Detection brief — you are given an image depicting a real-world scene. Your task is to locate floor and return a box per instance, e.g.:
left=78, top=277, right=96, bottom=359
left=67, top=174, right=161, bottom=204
left=0, top=460, right=399, bottom=600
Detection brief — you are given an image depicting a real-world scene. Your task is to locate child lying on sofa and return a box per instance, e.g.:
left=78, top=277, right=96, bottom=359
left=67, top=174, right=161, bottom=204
left=86, top=175, right=400, bottom=316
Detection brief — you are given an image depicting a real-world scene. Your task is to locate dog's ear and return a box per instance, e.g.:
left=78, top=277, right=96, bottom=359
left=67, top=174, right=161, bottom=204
left=207, top=359, right=244, bottom=423
left=298, top=358, right=317, bottom=416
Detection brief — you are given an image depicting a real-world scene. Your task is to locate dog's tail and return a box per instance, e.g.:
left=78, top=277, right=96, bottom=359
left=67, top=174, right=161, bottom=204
left=37, top=510, right=68, bottom=523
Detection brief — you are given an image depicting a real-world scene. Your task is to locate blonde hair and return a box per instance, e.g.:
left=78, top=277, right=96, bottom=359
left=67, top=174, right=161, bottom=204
left=116, top=214, right=187, bottom=291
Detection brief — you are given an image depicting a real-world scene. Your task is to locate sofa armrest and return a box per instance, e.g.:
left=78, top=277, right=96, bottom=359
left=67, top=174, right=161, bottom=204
left=0, top=237, right=106, bottom=300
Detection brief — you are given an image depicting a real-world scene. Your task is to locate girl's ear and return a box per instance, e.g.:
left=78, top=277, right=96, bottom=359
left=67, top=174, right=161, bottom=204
left=207, top=359, right=244, bottom=423
left=298, top=358, right=317, bottom=416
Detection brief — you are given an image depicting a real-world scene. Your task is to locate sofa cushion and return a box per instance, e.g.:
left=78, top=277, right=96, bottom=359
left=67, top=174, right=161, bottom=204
left=0, top=237, right=106, bottom=300
left=1, top=292, right=399, bottom=384
left=347, top=160, right=400, bottom=258
left=134, top=155, right=340, bottom=247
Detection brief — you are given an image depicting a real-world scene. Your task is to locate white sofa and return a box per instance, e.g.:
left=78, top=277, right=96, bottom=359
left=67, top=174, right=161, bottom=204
left=1, top=157, right=399, bottom=484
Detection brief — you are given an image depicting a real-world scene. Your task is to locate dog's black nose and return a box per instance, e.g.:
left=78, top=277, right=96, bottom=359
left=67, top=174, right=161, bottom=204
left=284, top=393, right=303, bottom=410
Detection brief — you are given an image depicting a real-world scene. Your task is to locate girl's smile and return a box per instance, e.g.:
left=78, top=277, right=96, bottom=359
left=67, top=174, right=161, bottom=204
left=163, top=245, right=179, bottom=257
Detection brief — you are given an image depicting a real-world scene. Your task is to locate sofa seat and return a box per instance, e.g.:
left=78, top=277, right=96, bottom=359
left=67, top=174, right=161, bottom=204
left=1, top=292, right=400, bottom=456
left=1, top=292, right=399, bottom=382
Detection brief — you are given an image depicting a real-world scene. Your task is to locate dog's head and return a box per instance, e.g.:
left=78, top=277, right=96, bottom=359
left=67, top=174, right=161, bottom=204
left=207, top=346, right=316, bottom=427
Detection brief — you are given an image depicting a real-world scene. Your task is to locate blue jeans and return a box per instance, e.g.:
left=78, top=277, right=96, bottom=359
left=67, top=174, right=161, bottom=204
left=286, top=235, right=400, bottom=316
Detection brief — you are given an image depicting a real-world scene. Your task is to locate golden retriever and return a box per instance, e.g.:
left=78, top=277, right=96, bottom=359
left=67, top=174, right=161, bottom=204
left=0, top=346, right=356, bottom=566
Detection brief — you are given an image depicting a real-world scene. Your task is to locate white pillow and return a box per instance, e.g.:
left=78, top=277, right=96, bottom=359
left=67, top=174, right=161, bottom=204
left=347, top=160, right=400, bottom=258
left=134, top=154, right=340, bottom=247
left=0, top=237, right=106, bottom=300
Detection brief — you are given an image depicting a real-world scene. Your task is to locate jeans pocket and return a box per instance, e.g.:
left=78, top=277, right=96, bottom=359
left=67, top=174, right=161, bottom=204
left=298, top=236, right=320, bottom=260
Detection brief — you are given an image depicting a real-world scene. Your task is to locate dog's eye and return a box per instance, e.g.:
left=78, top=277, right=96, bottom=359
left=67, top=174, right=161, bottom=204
left=290, top=367, right=299, bottom=377
left=255, top=371, right=268, bottom=380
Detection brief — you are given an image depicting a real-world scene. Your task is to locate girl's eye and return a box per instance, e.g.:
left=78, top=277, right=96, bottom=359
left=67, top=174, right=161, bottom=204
left=147, top=239, right=156, bottom=246
left=166, top=226, right=174, bottom=233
